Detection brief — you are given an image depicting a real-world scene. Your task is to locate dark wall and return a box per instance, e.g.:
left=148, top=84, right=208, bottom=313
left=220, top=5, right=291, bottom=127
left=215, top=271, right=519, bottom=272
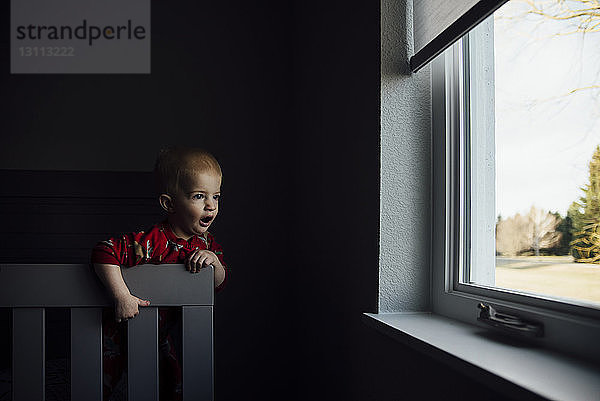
left=0, top=1, right=293, bottom=173
left=289, top=1, right=382, bottom=399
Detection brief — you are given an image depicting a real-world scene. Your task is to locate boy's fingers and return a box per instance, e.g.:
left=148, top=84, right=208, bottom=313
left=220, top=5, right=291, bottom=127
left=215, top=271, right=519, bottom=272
left=137, top=298, right=151, bottom=306
left=192, top=252, right=203, bottom=273
left=187, top=250, right=216, bottom=273
left=200, top=255, right=208, bottom=267
left=186, top=250, right=197, bottom=270
left=188, top=250, right=201, bottom=272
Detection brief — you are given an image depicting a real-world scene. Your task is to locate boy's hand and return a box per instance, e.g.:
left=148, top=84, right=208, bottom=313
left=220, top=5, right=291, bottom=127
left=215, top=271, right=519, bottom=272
left=185, top=249, right=222, bottom=273
left=114, top=293, right=151, bottom=323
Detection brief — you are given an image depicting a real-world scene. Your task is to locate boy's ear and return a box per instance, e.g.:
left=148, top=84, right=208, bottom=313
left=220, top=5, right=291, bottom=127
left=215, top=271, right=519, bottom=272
left=159, top=194, right=175, bottom=213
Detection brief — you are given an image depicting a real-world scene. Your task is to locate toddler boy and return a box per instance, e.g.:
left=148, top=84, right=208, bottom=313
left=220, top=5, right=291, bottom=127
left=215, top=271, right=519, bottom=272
left=91, top=146, right=228, bottom=401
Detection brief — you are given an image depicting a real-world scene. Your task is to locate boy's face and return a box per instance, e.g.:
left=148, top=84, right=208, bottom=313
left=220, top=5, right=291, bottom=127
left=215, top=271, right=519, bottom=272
left=168, top=172, right=222, bottom=239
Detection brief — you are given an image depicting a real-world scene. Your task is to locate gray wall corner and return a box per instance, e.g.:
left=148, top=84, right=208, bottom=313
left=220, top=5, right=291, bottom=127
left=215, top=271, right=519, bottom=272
left=381, top=0, right=413, bottom=77
left=379, top=0, right=432, bottom=313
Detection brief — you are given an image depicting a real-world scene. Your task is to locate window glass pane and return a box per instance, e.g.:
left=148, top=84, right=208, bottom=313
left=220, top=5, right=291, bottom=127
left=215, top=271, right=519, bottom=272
left=466, top=0, right=600, bottom=308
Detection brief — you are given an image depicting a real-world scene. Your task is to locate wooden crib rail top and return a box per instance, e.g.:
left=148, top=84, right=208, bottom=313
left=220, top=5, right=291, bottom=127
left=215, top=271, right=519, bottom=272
left=0, top=263, right=214, bottom=307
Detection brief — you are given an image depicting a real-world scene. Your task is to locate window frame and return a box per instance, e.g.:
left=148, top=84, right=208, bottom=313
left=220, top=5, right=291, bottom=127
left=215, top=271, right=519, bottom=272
left=431, top=27, right=600, bottom=362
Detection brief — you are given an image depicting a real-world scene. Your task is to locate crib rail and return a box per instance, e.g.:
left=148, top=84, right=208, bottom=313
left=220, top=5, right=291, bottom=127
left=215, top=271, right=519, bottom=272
left=0, top=263, right=214, bottom=401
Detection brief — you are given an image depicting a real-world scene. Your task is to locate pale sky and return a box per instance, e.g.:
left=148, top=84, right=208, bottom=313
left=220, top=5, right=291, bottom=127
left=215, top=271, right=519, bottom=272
left=494, top=0, right=600, bottom=218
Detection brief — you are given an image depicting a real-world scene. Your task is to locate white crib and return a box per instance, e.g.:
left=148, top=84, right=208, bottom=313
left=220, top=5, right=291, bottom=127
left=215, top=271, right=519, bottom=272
left=0, top=263, right=214, bottom=401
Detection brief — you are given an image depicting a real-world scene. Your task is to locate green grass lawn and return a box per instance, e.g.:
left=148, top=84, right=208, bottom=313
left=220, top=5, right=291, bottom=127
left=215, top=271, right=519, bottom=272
left=495, top=257, right=600, bottom=306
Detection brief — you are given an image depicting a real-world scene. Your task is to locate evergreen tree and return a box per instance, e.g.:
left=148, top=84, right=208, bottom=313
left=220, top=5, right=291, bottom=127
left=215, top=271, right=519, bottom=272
left=567, top=202, right=584, bottom=242
left=581, top=145, right=600, bottom=221
left=571, top=145, right=600, bottom=262
left=553, top=211, right=571, bottom=255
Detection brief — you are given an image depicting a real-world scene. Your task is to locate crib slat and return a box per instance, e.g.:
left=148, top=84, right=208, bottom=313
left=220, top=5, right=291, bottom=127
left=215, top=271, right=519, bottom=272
left=128, top=307, right=159, bottom=401
left=13, top=308, right=45, bottom=401
left=71, top=308, right=103, bottom=401
left=182, top=306, right=213, bottom=401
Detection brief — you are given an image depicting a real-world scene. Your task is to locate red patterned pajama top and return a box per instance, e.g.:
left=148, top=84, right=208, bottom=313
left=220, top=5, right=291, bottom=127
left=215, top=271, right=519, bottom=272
left=90, top=220, right=227, bottom=401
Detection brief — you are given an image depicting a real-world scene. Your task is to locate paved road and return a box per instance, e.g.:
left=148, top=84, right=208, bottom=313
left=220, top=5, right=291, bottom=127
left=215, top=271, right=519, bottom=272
left=496, top=257, right=574, bottom=268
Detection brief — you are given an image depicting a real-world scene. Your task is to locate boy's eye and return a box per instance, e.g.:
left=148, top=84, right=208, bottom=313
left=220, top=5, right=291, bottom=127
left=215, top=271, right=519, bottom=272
left=192, top=194, right=220, bottom=201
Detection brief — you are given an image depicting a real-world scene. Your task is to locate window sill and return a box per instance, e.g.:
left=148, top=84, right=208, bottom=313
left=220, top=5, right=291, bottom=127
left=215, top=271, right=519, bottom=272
left=363, top=312, right=600, bottom=401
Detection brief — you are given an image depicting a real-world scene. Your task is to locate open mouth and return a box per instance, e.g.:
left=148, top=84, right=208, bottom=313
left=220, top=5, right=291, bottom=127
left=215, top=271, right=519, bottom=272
left=199, top=216, right=213, bottom=226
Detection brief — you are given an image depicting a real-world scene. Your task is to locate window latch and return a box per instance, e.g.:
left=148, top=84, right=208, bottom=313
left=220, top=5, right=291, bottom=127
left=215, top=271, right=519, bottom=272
left=477, top=303, right=544, bottom=338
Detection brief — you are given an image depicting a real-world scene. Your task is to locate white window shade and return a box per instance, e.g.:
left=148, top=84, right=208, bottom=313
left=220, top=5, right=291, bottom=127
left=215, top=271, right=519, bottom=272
left=411, top=0, right=507, bottom=72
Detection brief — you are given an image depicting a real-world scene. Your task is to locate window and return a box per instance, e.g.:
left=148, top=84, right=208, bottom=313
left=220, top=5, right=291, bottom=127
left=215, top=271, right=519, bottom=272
left=432, top=1, right=600, bottom=362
